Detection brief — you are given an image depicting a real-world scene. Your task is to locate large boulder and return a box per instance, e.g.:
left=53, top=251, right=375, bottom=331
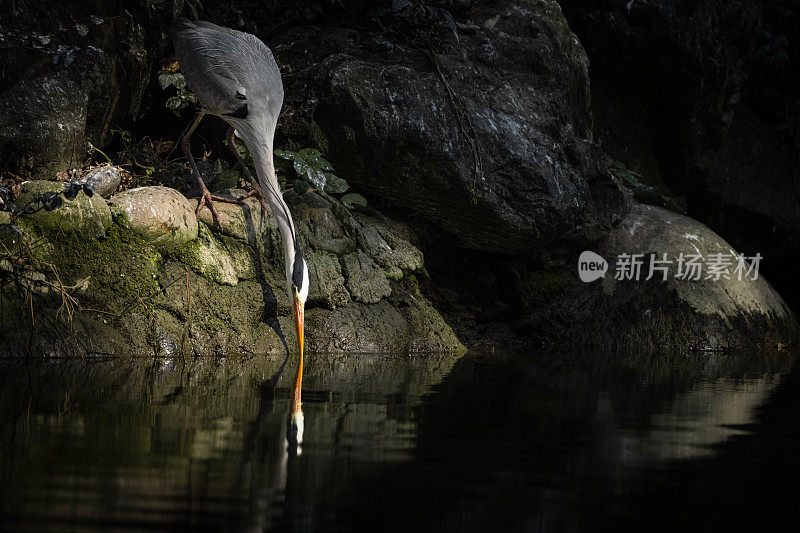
left=273, top=0, right=628, bottom=256
left=0, top=187, right=464, bottom=357
left=558, top=0, right=800, bottom=305
left=109, top=186, right=199, bottom=249
left=512, top=204, right=796, bottom=350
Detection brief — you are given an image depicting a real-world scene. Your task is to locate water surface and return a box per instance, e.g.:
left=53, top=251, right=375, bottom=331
left=0, top=349, right=798, bottom=531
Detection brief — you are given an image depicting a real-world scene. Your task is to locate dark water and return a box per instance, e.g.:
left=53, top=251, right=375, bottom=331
left=0, top=349, right=799, bottom=532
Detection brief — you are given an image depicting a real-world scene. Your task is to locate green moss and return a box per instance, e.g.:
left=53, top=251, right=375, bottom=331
left=29, top=222, right=162, bottom=312
left=165, top=224, right=239, bottom=286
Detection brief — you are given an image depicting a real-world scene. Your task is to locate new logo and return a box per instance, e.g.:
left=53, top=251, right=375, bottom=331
left=578, top=251, right=608, bottom=282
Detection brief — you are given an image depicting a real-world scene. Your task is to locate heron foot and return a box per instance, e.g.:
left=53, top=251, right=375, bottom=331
left=195, top=189, right=243, bottom=229
left=237, top=186, right=269, bottom=220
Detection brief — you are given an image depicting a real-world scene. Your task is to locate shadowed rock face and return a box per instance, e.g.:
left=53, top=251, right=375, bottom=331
left=0, top=3, right=149, bottom=178
left=559, top=0, right=761, bottom=193
left=274, top=0, right=629, bottom=255
left=509, top=203, right=796, bottom=350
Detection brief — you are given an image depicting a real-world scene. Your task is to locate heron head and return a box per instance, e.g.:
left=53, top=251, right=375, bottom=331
left=289, top=247, right=309, bottom=358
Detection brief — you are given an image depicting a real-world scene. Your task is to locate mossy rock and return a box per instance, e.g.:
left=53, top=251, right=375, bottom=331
left=168, top=224, right=260, bottom=286
left=591, top=204, right=796, bottom=349
left=342, top=250, right=391, bottom=304
left=17, top=180, right=112, bottom=238
left=306, top=248, right=350, bottom=309
left=109, top=186, right=198, bottom=249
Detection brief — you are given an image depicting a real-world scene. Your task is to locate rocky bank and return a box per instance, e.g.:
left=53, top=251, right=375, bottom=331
left=0, top=181, right=463, bottom=356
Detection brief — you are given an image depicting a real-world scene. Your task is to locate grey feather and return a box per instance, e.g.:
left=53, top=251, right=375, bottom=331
left=170, top=18, right=283, bottom=119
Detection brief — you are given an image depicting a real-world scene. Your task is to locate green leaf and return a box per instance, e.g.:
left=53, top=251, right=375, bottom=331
left=295, top=148, right=334, bottom=171
left=274, top=149, right=295, bottom=160
left=158, top=72, right=175, bottom=90
left=166, top=96, right=184, bottom=110
left=294, top=160, right=326, bottom=189
left=172, top=73, right=187, bottom=89
left=341, top=193, right=367, bottom=209
left=323, top=173, right=349, bottom=193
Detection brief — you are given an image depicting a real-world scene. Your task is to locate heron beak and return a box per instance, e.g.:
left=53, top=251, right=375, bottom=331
left=292, top=294, right=305, bottom=413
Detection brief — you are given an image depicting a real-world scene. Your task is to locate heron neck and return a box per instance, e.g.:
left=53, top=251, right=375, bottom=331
left=250, top=141, right=297, bottom=285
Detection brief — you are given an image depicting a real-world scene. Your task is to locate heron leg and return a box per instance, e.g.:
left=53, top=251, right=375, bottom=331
left=226, top=126, right=269, bottom=220
left=182, top=111, right=241, bottom=229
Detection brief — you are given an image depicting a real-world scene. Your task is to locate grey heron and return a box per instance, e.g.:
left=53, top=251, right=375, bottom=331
left=171, top=18, right=309, bottom=407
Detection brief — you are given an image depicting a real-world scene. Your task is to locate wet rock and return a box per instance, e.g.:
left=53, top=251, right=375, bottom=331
left=390, top=277, right=467, bottom=353
left=275, top=0, right=628, bottom=255
left=74, top=165, right=121, bottom=198
left=342, top=250, right=392, bottom=304
left=304, top=299, right=410, bottom=353
left=109, top=186, right=198, bottom=249
left=17, top=180, right=111, bottom=237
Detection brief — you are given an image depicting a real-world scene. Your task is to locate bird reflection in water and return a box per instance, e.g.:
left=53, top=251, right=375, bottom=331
left=286, top=352, right=304, bottom=456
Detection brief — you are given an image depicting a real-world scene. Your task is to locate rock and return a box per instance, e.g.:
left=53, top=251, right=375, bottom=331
left=342, top=250, right=392, bottom=304
left=390, top=276, right=467, bottom=354
left=196, top=189, right=270, bottom=239
left=17, top=180, right=111, bottom=237
left=0, top=6, right=149, bottom=177
left=275, top=0, right=628, bottom=256
left=487, top=204, right=796, bottom=351
left=174, top=225, right=241, bottom=286
left=354, top=213, right=423, bottom=279
left=306, top=299, right=464, bottom=354
left=580, top=204, right=795, bottom=350
left=0, top=187, right=464, bottom=356
left=558, top=1, right=800, bottom=305
left=74, top=166, right=121, bottom=198
left=109, top=186, right=198, bottom=249
left=289, top=191, right=357, bottom=255
left=306, top=248, right=350, bottom=309
left=0, top=74, right=88, bottom=179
